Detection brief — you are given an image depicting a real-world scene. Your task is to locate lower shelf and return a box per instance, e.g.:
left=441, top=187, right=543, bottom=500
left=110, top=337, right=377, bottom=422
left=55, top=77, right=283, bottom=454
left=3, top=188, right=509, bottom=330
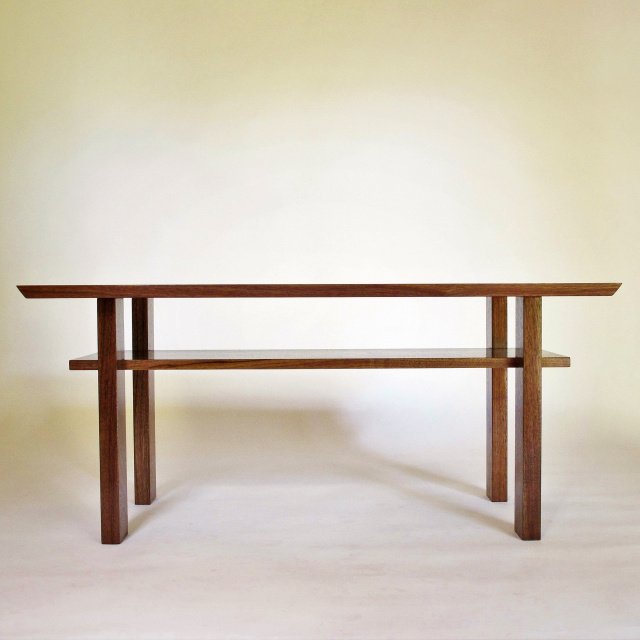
left=69, top=348, right=570, bottom=370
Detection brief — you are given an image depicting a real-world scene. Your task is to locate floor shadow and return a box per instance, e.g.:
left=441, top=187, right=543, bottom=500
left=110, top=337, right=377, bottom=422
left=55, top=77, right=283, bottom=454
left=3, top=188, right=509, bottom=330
left=128, top=403, right=510, bottom=536
left=361, top=452, right=486, bottom=499
left=2, top=399, right=512, bottom=537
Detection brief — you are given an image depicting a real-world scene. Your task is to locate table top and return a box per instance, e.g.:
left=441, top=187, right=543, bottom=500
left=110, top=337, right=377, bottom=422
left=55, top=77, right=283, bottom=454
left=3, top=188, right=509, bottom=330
left=18, top=283, right=621, bottom=298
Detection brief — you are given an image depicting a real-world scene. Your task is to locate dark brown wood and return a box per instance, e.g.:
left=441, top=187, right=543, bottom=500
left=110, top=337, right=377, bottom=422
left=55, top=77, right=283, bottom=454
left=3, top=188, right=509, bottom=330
left=486, top=297, right=508, bottom=502
left=97, top=298, right=127, bottom=544
left=132, top=298, right=156, bottom=506
left=515, top=297, right=542, bottom=540
left=20, top=280, right=622, bottom=543
left=18, top=283, right=622, bottom=299
left=69, top=348, right=570, bottom=370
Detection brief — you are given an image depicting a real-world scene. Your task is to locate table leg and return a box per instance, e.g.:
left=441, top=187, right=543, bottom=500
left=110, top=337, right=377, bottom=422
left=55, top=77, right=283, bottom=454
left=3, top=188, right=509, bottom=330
left=515, top=296, right=542, bottom=540
left=133, top=298, right=156, bottom=505
left=98, top=298, right=128, bottom=543
left=486, top=296, right=508, bottom=501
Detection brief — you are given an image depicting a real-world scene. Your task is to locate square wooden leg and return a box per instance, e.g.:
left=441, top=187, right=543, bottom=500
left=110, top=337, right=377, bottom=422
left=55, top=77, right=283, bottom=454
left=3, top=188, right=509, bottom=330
left=98, top=298, right=128, bottom=544
left=515, top=296, right=542, bottom=540
left=133, top=298, right=156, bottom=505
left=486, top=296, right=508, bottom=502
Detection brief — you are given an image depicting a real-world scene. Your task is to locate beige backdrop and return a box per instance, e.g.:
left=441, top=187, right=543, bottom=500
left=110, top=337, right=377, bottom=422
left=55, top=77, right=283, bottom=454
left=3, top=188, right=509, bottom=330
left=1, top=0, right=636, bottom=428
left=0, top=2, right=638, bottom=638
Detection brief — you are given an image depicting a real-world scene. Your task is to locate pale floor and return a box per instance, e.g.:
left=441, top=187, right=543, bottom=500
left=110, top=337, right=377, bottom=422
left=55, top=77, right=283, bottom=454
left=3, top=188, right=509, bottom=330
left=1, top=405, right=640, bottom=639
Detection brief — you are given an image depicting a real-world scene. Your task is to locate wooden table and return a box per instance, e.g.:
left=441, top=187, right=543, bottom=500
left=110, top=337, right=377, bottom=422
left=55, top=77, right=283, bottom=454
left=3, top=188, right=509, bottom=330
left=19, top=283, right=621, bottom=544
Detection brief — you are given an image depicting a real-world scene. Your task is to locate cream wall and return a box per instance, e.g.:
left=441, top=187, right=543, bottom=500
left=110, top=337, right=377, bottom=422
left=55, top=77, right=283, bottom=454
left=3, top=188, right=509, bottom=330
left=0, top=1, right=637, bottom=452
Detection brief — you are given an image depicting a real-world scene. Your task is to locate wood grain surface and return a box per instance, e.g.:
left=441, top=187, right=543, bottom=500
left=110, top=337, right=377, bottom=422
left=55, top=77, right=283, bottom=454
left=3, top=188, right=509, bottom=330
left=515, top=297, right=543, bottom=540
left=486, top=297, right=508, bottom=502
left=97, top=298, right=128, bottom=544
left=19, top=283, right=621, bottom=298
left=70, top=348, right=570, bottom=370
left=132, top=298, right=156, bottom=506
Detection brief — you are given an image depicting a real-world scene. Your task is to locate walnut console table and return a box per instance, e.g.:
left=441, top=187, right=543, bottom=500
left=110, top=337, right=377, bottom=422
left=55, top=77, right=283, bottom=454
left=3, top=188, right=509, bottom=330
left=18, top=283, right=621, bottom=544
